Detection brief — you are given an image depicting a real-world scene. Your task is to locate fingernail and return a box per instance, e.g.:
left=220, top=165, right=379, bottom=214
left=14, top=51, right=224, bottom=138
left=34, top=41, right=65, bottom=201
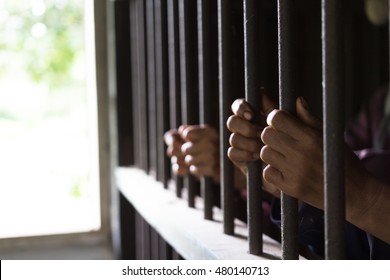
left=244, top=111, right=252, bottom=120
left=299, top=96, right=309, bottom=110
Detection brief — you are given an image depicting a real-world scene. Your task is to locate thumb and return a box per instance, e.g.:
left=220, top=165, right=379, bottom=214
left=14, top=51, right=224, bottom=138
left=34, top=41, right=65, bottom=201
left=296, top=97, right=322, bottom=130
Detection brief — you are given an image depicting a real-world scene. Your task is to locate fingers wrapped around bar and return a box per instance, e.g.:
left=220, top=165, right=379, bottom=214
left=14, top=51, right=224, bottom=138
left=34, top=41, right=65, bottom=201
left=164, top=124, right=220, bottom=184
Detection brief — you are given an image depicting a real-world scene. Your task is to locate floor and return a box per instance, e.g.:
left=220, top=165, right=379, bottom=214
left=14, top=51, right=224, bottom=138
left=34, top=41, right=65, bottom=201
left=0, top=243, right=114, bottom=260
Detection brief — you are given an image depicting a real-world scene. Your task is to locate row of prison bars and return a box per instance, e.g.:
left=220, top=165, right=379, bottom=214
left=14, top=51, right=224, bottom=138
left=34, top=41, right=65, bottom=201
left=109, top=0, right=389, bottom=259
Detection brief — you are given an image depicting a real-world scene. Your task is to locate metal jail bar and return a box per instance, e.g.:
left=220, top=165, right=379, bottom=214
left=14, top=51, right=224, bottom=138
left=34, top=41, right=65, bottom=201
left=277, top=0, right=299, bottom=260
left=146, top=0, right=158, bottom=177
left=133, top=0, right=149, bottom=171
left=116, top=0, right=390, bottom=261
left=167, top=0, right=184, bottom=197
left=218, top=0, right=237, bottom=235
left=197, top=0, right=218, bottom=220
left=109, top=0, right=134, bottom=167
left=178, top=0, right=199, bottom=208
left=243, top=0, right=264, bottom=256
left=132, top=203, right=180, bottom=259
left=154, top=0, right=170, bottom=186
left=322, top=0, right=346, bottom=260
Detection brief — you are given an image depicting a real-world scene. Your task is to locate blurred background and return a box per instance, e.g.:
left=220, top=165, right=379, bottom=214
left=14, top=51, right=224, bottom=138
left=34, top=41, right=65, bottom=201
left=0, top=0, right=100, bottom=239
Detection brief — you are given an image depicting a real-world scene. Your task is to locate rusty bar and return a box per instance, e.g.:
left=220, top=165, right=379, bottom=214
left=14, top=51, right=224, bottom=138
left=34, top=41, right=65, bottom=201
left=178, top=0, right=199, bottom=208
left=322, top=0, right=346, bottom=260
left=218, top=0, right=235, bottom=235
left=155, top=0, right=170, bottom=186
left=243, top=0, right=263, bottom=256
left=197, top=0, right=218, bottom=220
left=167, top=0, right=184, bottom=197
left=277, top=0, right=299, bottom=260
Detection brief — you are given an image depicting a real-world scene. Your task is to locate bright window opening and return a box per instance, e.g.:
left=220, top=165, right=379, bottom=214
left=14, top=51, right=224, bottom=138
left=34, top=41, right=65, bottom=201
left=0, top=0, right=100, bottom=238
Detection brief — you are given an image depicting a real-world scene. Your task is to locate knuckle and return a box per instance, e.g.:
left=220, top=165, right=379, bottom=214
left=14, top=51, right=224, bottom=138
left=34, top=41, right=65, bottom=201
left=184, top=155, right=192, bottom=164
left=181, top=142, right=191, bottom=154
left=260, top=126, right=272, bottom=144
left=260, top=145, right=271, bottom=162
left=262, top=165, right=274, bottom=184
left=268, top=110, right=285, bottom=127
left=229, top=133, right=236, bottom=146
left=226, top=115, right=236, bottom=131
left=231, top=98, right=244, bottom=113
left=227, top=147, right=238, bottom=161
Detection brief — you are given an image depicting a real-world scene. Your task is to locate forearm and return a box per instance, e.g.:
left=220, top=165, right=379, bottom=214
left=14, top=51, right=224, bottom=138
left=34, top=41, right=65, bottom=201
left=346, top=171, right=390, bottom=244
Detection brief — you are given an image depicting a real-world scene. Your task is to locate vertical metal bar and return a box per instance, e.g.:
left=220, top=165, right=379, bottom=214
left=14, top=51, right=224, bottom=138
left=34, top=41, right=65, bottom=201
left=146, top=0, right=158, bottom=177
left=135, top=0, right=149, bottom=171
left=130, top=0, right=141, bottom=168
left=141, top=219, right=152, bottom=259
left=171, top=249, right=180, bottom=260
left=109, top=0, right=134, bottom=167
left=389, top=0, right=390, bottom=83
left=118, top=192, right=136, bottom=259
left=155, top=0, right=170, bottom=186
left=135, top=212, right=143, bottom=259
left=243, top=0, right=264, bottom=256
left=178, top=0, right=199, bottom=208
left=150, top=227, right=159, bottom=260
left=322, top=0, right=346, bottom=260
left=218, top=0, right=235, bottom=235
left=197, top=0, right=218, bottom=220
left=167, top=0, right=184, bottom=197
left=158, top=236, right=172, bottom=259
left=277, top=0, right=299, bottom=260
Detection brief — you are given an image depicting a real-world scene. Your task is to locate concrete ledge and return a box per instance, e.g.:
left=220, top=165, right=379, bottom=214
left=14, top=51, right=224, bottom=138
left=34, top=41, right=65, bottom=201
left=116, top=167, right=287, bottom=260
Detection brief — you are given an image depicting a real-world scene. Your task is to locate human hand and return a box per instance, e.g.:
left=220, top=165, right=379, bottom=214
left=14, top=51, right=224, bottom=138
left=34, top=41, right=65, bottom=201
left=164, top=125, right=220, bottom=184
left=164, top=128, right=188, bottom=176
left=260, top=96, right=390, bottom=237
left=179, top=124, right=220, bottom=184
left=226, top=89, right=275, bottom=176
left=260, top=97, right=325, bottom=207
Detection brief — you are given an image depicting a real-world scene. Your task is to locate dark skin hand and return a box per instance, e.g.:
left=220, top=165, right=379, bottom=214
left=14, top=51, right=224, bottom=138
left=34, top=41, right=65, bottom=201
left=228, top=91, right=390, bottom=243
left=226, top=90, right=280, bottom=196
left=164, top=124, right=247, bottom=190
left=262, top=99, right=390, bottom=243
left=164, top=124, right=220, bottom=184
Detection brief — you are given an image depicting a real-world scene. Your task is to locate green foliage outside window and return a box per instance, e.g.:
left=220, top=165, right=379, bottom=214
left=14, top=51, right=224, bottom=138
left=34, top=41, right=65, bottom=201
left=0, top=0, right=83, bottom=88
